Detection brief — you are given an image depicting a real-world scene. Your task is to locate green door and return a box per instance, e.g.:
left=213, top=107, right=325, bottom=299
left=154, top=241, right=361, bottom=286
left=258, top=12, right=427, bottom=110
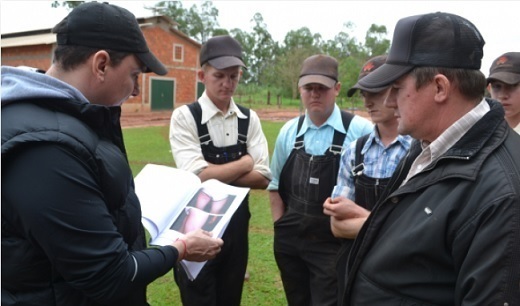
left=197, top=82, right=205, bottom=98
left=151, top=79, right=174, bottom=110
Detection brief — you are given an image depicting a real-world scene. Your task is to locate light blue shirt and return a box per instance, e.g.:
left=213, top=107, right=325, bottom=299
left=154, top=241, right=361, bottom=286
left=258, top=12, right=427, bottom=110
left=268, top=105, right=373, bottom=190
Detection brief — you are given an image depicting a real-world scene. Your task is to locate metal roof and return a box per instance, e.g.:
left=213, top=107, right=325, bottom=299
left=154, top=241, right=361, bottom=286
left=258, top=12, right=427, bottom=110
left=2, top=33, right=56, bottom=48
left=1, top=15, right=200, bottom=49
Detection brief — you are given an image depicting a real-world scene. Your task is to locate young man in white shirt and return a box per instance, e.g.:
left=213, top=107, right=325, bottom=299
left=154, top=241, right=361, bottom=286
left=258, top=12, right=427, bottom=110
left=169, top=35, right=271, bottom=306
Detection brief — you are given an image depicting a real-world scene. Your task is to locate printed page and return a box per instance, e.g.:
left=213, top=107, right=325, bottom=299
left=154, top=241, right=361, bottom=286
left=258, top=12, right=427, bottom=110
left=155, top=179, right=250, bottom=279
left=134, top=164, right=201, bottom=241
left=155, top=179, right=249, bottom=242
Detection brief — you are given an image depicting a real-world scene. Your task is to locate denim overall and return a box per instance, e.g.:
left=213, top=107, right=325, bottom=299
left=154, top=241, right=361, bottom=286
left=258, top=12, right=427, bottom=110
left=352, top=134, right=391, bottom=211
left=275, top=112, right=353, bottom=306
left=175, top=102, right=250, bottom=306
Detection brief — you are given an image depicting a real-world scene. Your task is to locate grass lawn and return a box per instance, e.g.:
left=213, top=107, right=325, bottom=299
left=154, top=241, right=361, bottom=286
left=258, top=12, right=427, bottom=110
left=123, top=120, right=287, bottom=305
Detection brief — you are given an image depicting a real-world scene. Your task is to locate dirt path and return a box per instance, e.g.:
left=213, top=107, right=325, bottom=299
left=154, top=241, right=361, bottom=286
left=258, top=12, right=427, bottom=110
left=120, top=108, right=370, bottom=128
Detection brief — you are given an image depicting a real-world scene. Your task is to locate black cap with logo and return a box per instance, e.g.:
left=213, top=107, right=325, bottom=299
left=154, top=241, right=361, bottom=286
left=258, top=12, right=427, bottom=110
left=347, top=55, right=388, bottom=97
left=487, top=52, right=520, bottom=85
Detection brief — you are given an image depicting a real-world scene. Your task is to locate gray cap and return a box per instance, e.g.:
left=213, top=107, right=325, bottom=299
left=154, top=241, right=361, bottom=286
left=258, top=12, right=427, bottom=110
left=298, top=54, right=338, bottom=88
left=200, top=35, right=246, bottom=69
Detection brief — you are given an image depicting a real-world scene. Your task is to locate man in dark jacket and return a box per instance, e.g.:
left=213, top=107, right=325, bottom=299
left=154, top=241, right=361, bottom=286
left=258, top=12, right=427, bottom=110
left=338, top=12, right=520, bottom=305
left=1, top=3, right=222, bottom=305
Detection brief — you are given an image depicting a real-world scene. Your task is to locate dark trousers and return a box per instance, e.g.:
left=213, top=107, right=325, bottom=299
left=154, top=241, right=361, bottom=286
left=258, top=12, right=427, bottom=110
left=174, top=200, right=250, bottom=306
left=274, top=209, right=341, bottom=306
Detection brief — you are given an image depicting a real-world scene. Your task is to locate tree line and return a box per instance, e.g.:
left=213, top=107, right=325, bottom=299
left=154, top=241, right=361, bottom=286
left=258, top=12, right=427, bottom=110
left=53, top=1, right=391, bottom=100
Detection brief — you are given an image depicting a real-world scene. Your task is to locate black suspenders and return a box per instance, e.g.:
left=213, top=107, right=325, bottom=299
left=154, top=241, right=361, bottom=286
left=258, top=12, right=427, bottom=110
left=294, top=110, right=354, bottom=154
left=352, top=133, right=370, bottom=177
left=187, top=101, right=250, bottom=145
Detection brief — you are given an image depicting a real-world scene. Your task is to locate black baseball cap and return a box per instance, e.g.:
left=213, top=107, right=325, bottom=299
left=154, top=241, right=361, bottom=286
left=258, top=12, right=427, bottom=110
left=487, top=52, right=520, bottom=85
left=200, top=35, right=246, bottom=69
left=358, top=12, right=485, bottom=89
left=298, top=54, right=338, bottom=88
left=347, top=55, right=388, bottom=97
left=52, top=2, right=167, bottom=75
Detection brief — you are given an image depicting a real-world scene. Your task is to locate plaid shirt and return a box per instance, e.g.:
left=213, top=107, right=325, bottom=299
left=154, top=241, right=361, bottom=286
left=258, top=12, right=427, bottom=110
left=335, top=129, right=412, bottom=200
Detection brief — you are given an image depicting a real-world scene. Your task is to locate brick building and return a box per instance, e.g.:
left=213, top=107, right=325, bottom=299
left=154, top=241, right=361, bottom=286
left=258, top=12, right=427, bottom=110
left=1, top=15, right=204, bottom=113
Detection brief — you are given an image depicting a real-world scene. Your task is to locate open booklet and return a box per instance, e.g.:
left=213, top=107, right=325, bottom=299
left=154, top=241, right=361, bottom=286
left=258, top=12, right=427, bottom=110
left=134, top=163, right=250, bottom=280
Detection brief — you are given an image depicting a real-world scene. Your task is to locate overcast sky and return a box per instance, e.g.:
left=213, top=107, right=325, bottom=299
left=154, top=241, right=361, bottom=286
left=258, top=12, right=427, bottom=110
left=1, top=0, right=519, bottom=74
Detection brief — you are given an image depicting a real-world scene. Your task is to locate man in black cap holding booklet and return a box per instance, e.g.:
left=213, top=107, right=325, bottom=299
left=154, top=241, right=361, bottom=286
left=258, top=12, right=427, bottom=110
left=1, top=2, right=223, bottom=306
left=338, top=12, right=520, bottom=306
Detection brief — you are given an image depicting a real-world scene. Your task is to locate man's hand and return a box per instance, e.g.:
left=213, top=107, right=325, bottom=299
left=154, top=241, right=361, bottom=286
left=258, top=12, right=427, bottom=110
left=323, top=197, right=370, bottom=239
left=323, top=197, right=369, bottom=220
left=175, top=229, right=224, bottom=262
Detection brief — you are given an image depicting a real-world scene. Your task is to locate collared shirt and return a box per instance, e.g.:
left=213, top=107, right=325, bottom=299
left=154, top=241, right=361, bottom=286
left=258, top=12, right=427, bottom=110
left=267, top=104, right=373, bottom=190
left=335, top=127, right=413, bottom=200
left=402, top=99, right=490, bottom=185
left=169, top=91, right=272, bottom=180
left=513, top=123, right=520, bottom=134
